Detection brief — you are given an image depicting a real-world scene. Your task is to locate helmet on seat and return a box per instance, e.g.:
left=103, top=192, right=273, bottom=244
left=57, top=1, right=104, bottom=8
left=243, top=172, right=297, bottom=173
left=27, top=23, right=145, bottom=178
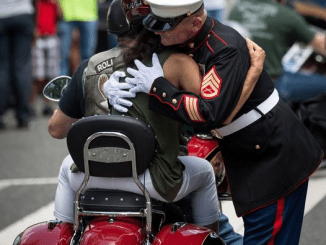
left=107, top=0, right=130, bottom=35
left=121, top=0, right=150, bottom=33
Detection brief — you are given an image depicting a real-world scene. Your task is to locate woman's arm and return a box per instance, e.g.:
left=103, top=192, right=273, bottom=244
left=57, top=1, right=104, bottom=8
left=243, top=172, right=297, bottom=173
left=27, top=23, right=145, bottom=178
left=223, top=39, right=265, bottom=125
left=163, top=53, right=202, bottom=94
left=163, top=38, right=265, bottom=124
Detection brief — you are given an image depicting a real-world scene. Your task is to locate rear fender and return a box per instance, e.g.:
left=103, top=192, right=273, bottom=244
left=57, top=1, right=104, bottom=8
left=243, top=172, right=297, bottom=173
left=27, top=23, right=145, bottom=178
left=153, top=223, right=223, bottom=245
left=18, top=221, right=73, bottom=245
left=80, top=217, right=144, bottom=245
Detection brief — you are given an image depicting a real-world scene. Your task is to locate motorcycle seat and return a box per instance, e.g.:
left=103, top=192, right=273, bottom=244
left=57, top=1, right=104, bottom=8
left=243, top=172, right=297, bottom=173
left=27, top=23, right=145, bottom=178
left=80, top=189, right=164, bottom=213
left=67, top=115, right=156, bottom=177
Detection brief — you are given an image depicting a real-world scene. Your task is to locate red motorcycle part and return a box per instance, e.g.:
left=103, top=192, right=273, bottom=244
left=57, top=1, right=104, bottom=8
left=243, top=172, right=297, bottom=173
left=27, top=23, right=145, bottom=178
left=187, top=135, right=231, bottom=198
left=187, top=135, right=219, bottom=159
left=80, top=217, right=143, bottom=245
left=18, top=221, right=74, bottom=245
left=153, top=223, right=212, bottom=245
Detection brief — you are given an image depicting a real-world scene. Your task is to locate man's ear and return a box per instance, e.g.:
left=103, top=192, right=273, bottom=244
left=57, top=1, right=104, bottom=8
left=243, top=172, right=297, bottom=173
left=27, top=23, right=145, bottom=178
left=191, top=16, right=203, bottom=33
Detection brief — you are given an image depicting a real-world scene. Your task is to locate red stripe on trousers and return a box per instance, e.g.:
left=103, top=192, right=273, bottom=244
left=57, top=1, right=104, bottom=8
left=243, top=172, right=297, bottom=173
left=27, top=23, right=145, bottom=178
left=267, top=197, right=285, bottom=245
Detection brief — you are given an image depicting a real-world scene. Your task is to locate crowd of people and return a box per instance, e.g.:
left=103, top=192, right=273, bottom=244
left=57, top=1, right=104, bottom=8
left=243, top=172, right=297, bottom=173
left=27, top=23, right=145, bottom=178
left=227, top=0, right=326, bottom=104
left=0, top=0, right=118, bottom=130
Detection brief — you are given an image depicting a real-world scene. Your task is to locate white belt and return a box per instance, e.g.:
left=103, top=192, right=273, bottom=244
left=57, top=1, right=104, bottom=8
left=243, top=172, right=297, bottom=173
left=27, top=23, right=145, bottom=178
left=211, top=89, right=279, bottom=139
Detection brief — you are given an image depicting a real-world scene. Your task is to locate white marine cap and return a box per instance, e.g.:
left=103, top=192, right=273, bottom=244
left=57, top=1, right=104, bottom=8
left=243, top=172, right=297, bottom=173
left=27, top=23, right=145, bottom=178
left=143, top=0, right=204, bottom=31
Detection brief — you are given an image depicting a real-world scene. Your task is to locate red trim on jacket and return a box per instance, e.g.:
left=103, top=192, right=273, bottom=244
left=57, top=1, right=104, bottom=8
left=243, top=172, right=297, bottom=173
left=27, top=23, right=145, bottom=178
left=206, top=41, right=214, bottom=53
left=180, top=19, right=214, bottom=54
left=149, top=93, right=186, bottom=111
left=179, top=24, right=205, bottom=48
left=189, top=36, right=211, bottom=54
left=210, top=30, right=228, bottom=46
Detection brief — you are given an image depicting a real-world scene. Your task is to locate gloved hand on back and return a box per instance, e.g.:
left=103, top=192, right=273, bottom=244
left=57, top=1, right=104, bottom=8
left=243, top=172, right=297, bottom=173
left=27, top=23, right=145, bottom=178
left=103, top=71, right=136, bottom=113
left=126, top=53, right=164, bottom=94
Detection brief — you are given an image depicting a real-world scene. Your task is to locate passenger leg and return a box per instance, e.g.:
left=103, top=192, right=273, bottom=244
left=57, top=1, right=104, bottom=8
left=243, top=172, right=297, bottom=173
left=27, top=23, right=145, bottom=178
left=176, top=156, right=220, bottom=227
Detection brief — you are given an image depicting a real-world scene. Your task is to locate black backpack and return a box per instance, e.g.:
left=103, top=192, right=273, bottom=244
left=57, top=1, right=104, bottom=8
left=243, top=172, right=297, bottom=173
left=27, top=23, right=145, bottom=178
left=296, top=92, right=326, bottom=157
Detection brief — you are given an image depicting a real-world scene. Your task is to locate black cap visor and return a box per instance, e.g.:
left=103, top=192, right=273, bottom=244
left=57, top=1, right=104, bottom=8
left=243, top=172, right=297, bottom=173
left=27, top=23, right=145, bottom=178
left=143, top=13, right=187, bottom=32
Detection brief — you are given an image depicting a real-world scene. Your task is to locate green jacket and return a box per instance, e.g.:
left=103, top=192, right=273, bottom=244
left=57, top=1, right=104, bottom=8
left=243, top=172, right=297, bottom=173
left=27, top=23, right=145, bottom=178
left=228, top=0, right=315, bottom=76
left=83, top=47, right=184, bottom=202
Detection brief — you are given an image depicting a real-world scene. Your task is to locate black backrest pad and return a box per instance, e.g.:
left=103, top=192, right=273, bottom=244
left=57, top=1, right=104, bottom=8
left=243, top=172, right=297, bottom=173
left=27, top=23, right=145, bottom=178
left=67, top=115, right=156, bottom=177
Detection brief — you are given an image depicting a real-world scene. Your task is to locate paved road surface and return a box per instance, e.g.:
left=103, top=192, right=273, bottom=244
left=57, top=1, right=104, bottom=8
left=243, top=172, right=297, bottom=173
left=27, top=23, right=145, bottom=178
left=0, top=104, right=326, bottom=244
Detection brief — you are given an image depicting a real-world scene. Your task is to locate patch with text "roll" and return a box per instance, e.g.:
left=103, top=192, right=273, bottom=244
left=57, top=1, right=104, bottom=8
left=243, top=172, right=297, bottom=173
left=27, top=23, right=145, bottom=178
left=184, top=96, right=205, bottom=122
left=95, top=58, right=114, bottom=73
left=200, top=66, right=222, bottom=99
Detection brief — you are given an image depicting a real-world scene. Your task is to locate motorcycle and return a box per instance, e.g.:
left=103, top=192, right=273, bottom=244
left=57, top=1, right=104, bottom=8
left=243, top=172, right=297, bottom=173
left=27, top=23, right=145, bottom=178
left=186, top=134, right=231, bottom=206
left=13, top=77, right=226, bottom=245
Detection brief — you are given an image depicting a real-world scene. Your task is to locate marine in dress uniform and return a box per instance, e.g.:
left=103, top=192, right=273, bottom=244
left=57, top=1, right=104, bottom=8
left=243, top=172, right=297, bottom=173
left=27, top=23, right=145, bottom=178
left=122, top=0, right=324, bottom=244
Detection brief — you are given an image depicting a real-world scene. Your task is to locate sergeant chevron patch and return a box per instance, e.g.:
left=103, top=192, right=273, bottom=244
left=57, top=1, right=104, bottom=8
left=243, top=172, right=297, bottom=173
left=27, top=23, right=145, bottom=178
left=200, top=66, right=221, bottom=99
left=184, top=96, right=205, bottom=122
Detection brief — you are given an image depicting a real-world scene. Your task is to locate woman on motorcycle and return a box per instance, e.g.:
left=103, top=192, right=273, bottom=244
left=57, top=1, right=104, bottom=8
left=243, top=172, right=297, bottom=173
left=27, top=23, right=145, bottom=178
left=49, top=0, right=265, bottom=235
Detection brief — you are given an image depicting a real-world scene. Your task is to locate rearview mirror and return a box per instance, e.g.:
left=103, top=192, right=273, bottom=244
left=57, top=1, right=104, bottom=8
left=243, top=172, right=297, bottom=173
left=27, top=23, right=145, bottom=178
left=43, top=76, right=71, bottom=102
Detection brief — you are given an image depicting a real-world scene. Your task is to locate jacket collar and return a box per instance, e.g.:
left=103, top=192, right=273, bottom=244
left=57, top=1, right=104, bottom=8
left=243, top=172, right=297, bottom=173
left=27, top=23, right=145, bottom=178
left=178, top=17, right=214, bottom=54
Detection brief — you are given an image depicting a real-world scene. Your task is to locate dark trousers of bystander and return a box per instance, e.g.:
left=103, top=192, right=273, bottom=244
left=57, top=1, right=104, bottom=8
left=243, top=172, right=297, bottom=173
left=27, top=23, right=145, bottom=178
left=0, top=14, right=34, bottom=128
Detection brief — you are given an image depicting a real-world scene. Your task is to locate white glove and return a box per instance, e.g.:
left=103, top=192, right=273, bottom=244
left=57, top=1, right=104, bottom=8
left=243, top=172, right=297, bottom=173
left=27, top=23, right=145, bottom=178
left=103, top=71, right=136, bottom=113
left=126, top=53, right=164, bottom=94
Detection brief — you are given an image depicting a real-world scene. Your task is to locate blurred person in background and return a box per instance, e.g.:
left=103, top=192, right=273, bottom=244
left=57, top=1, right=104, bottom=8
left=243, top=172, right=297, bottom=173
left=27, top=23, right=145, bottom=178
left=204, top=1, right=252, bottom=51
left=95, top=0, right=118, bottom=53
left=54, top=0, right=98, bottom=76
left=0, top=0, right=34, bottom=129
left=204, top=0, right=226, bottom=22
left=30, top=0, right=60, bottom=117
left=286, top=0, right=326, bottom=9
left=228, top=0, right=326, bottom=104
left=203, top=0, right=252, bottom=45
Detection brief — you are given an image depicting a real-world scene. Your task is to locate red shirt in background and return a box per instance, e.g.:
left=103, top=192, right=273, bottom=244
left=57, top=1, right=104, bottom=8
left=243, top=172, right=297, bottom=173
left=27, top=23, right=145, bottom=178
left=36, top=0, right=58, bottom=36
